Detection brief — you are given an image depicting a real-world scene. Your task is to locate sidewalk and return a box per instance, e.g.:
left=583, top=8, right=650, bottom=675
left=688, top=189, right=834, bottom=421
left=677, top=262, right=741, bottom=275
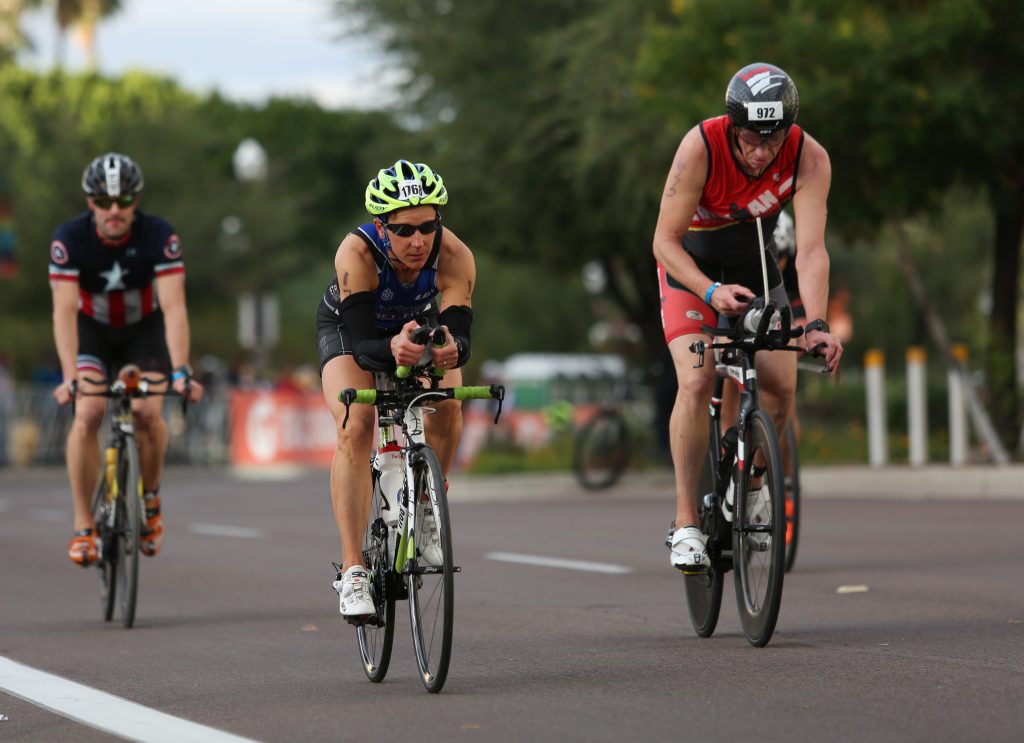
left=451, top=464, right=1024, bottom=502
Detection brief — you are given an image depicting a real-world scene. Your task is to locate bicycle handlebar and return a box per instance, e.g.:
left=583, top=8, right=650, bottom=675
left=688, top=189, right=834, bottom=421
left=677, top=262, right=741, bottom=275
left=396, top=326, right=448, bottom=379
left=339, top=382, right=505, bottom=429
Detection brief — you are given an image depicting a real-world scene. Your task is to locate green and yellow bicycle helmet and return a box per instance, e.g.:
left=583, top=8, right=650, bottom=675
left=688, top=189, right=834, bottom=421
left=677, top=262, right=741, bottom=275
left=365, top=160, right=448, bottom=216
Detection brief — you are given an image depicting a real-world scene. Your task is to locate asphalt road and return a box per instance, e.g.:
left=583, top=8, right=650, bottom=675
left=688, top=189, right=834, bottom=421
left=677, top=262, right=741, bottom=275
left=1, top=465, right=1023, bottom=742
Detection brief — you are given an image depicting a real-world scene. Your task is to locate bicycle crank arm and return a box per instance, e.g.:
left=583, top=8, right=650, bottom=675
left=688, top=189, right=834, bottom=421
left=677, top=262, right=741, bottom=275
left=405, top=565, right=462, bottom=575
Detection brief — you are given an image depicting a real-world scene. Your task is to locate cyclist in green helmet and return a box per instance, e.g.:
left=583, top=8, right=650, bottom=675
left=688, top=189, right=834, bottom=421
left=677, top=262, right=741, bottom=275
left=316, top=160, right=476, bottom=620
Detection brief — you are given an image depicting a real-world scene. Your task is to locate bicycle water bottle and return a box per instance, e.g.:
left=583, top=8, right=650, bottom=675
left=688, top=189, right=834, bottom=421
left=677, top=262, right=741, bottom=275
left=104, top=447, right=118, bottom=497
left=374, top=442, right=404, bottom=527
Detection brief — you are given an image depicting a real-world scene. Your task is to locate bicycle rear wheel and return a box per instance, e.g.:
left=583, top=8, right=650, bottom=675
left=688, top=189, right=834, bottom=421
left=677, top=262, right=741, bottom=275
left=356, top=475, right=396, bottom=683
left=684, top=443, right=725, bottom=637
left=733, top=410, right=786, bottom=647
left=783, top=421, right=801, bottom=573
left=90, top=474, right=117, bottom=622
left=118, top=439, right=142, bottom=629
left=407, top=445, right=454, bottom=693
left=573, top=408, right=630, bottom=490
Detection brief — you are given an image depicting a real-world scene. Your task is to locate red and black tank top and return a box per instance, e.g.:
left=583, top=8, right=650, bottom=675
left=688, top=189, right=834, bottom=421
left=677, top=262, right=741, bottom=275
left=683, top=115, right=804, bottom=267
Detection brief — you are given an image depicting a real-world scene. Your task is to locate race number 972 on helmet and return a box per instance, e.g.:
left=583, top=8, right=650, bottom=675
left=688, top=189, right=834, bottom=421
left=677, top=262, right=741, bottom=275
left=364, top=160, right=448, bottom=217
left=81, top=152, right=145, bottom=197
left=725, top=62, right=800, bottom=137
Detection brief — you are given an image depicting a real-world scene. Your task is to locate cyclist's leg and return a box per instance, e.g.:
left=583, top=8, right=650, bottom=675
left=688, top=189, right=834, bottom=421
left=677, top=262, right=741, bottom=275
left=321, top=353, right=376, bottom=572
left=67, top=316, right=115, bottom=537
left=754, top=349, right=797, bottom=444
left=659, top=264, right=717, bottom=534
left=423, top=366, right=463, bottom=477
left=122, top=311, right=172, bottom=493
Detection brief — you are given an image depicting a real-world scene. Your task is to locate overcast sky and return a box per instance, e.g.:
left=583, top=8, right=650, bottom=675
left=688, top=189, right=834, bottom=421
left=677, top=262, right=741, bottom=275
left=17, top=0, right=398, bottom=109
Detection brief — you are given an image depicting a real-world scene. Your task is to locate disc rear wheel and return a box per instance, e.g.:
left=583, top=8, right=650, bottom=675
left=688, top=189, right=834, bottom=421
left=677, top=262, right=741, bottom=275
left=684, top=450, right=725, bottom=637
left=783, top=422, right=801, bottom=573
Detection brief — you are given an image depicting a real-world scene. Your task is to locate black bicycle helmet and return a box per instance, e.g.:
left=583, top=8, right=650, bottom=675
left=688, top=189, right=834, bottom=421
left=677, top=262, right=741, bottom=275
left=725, top=62, right=799, bottom=136
left=81, top=152, right=145, bottom=197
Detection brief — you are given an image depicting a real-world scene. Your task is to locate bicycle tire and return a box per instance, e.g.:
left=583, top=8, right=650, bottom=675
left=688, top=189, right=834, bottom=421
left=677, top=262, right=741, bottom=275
left=733, top=410, right=786, bottom=647
left=407, top=445, right=454, bottom=693
left=684, top=454, right=724, bottom=637
left=783, top=421, right=801, bottom=573
left=572, top=407, right=630, bottom=490
left=118, top=439, right=142, bottom=629
left=356, top=475, right=396, bottom=683
left=91, top=473, right=117, bottom=622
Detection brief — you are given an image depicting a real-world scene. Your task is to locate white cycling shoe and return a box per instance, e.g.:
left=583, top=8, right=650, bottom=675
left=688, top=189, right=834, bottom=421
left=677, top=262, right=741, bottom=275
left=417, top=505, right=444, bottom=567
left=670, top=525, right=709, bottom=573
left=334, top=565, right=375, bottom=618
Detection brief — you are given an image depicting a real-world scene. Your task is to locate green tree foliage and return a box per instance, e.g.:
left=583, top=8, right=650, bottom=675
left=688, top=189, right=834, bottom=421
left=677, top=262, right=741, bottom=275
left=0, top=68, right=395, bottom=376
left=337, top=0, right=1024, bottom=449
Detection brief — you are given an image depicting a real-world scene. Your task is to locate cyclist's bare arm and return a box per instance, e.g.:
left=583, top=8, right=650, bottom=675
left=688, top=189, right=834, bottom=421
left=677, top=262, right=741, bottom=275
left=50, top=278, right=80, bottom=404
left=156, top=272, right=204, bottom=401
left=792, top=134, right=843, bottom=371
left=432, top=229, right=475, bottom=367
left=334, top=233, right=379, bottom=302
left=653, top=126, right=753, bottom=316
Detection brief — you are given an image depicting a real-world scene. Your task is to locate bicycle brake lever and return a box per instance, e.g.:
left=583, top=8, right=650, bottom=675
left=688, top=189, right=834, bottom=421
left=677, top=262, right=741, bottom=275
left=490, top=384, right=505, bottom=423
left=689, top=340, right=706, bottom=368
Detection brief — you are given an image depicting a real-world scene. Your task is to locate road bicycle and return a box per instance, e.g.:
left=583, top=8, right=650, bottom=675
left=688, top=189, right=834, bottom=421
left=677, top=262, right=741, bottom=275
left=679, top=298, right=805, bottom=647
left=572, top=372, right=658, bottom=490
left=74, top=365, right=182, bottom=629
left=337, top=327, right=505, bottom=693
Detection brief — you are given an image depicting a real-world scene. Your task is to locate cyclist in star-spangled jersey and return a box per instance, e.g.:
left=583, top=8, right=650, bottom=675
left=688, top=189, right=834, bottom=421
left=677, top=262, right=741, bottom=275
left=653, top=63, right=843, bottom=573
left=50, top=152, right=204, bottom=568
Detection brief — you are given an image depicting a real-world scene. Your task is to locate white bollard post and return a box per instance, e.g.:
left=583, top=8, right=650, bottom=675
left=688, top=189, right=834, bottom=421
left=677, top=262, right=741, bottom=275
left=907, top=346, right=928, bottom=466
left=865, top=349, right=887, bottom=467
left=948, top=343, right=968, bottom=466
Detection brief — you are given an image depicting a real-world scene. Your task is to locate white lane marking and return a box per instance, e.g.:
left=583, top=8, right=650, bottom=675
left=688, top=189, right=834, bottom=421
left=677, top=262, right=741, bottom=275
left=0, top=656, right=260, bottom=743
left=836, top=585, right=869, bottom=594
left=187, top=523, right=265, bottom=539
left=485, top=552, right=632, bottom=574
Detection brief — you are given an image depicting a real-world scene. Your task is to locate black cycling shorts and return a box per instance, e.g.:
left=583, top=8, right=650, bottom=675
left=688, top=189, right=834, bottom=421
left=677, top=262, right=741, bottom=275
left=315, top=302, right=440, bottom=374
left=76, top=310, right=171, bottom=379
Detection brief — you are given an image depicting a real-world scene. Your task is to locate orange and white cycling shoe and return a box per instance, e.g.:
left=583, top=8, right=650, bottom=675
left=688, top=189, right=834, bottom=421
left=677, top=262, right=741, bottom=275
left=68, top=529, right=98, bottom=567
left=139, top=492, right=164, bottom=557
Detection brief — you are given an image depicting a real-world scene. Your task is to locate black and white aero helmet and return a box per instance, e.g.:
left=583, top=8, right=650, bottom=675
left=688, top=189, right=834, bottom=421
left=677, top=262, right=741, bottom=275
left=81, top=153, right=145, bottom=197
left=726, top=62, right=799, bottom=136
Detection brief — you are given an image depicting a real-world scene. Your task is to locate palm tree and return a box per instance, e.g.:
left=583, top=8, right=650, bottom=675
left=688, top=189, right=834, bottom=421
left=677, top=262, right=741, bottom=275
left=0, top=0, right=45, bottom=65
left=54, top=0, right=122, bottom=69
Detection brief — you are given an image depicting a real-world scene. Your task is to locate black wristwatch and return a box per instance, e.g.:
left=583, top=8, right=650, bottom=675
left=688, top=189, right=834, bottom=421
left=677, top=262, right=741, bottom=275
left=805, top=319, right=830, bottom=334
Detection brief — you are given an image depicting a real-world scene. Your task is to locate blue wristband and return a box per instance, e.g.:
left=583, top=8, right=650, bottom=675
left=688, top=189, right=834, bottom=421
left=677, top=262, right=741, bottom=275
left=171, top=370, right=187, bottom=383
left=704, top=282, right=721, bottom=305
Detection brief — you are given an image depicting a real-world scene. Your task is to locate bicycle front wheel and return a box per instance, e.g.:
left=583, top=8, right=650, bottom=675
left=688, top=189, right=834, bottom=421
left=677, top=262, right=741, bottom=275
left=573, top=408, right=630, bottom=490
left=733, top=410, right=786, bottom=647
left=783, top=421, right=801, bottom=573
left=90, top=474, right=117, bottom=622
left=356, top=475, right=396, bottom=683
left=407, top=445, right=454, bottom=693
left=118, top=439, right=143, bottom=629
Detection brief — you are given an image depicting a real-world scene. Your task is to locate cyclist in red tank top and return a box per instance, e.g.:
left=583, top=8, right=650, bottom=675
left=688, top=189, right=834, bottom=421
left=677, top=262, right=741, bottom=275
left=652, top=63, right=843, bottom=571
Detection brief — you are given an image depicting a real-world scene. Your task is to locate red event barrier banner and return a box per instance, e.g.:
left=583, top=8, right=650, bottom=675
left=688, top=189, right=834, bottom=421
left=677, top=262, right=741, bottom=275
left=229, top=390, right=336, bottom=467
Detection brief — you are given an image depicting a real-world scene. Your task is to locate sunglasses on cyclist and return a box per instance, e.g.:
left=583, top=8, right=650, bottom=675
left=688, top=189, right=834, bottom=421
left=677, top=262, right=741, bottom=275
left=384, top=217, right=440, bottom=238
left=736, top=128, right=787, bottom=148
left=91, top=194, right=137, bottom=209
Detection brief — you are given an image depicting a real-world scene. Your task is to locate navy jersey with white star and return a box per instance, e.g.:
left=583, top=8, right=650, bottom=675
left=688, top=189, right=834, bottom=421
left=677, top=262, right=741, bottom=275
left=48, top=211, right=183, bottom=328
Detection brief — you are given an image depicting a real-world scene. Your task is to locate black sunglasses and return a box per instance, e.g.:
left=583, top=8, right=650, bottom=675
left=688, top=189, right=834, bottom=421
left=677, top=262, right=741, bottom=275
left=384, top=217, right=440, bottom=238
left=92, top=194, right=137, bottom=209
